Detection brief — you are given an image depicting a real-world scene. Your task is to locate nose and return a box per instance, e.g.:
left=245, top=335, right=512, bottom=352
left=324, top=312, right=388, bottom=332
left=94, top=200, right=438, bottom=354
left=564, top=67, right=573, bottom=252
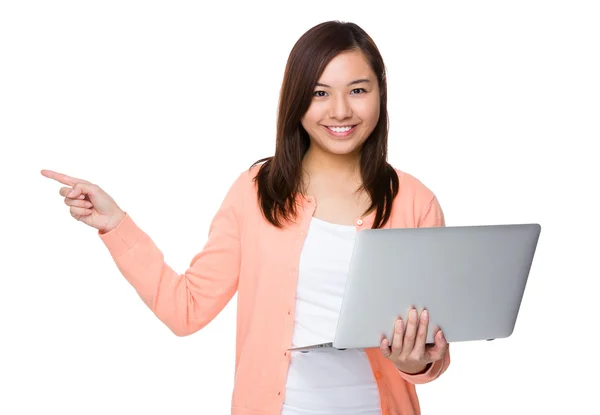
left=329, top=94, right=352, bottom=120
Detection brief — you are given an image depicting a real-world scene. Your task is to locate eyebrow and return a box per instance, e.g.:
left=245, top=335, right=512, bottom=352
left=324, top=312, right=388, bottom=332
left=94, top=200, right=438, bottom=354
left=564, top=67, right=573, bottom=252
left=315, top=79, right=372, bottom=88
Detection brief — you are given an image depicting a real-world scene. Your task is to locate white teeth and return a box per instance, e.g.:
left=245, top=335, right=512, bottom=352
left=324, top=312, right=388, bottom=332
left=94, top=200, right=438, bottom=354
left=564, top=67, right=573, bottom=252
left=328, top=126, right=353, bottom=133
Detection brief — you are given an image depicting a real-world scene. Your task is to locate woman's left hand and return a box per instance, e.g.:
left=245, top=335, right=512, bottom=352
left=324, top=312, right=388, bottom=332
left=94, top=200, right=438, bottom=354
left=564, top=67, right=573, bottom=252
left=380, top=308, right=448, bottom=374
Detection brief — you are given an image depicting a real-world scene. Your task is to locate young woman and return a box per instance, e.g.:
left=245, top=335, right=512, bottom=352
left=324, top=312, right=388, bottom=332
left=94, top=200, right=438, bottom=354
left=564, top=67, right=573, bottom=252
left=42, top=20, right=450, bottom=415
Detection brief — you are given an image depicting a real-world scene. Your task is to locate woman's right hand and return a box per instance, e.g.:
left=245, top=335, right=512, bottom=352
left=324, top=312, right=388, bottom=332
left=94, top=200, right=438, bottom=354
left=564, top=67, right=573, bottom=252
left=41, top=169, right=127, bottom=234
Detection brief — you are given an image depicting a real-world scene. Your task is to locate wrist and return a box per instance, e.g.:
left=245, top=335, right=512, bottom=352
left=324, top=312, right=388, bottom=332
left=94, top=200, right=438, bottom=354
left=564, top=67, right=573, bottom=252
left=101, top=210, right=127, bottom=234
left=394, top=362, right=431, bottom=375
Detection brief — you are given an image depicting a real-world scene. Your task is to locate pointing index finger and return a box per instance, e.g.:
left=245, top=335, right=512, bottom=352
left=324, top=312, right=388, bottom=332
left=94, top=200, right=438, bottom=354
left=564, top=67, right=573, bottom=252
left=41, top=169, right=90, bottom=186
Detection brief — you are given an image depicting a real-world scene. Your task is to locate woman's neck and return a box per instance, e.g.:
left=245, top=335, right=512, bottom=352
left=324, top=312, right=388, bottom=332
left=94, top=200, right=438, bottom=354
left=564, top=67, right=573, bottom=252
left=302, top=146, right=361, bottom=181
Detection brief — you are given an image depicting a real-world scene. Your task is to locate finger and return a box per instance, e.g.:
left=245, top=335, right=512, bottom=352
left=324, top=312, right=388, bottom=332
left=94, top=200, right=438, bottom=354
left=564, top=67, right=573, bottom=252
left=426, top=330, right=448, bottom=362
left=401, top=308, right=419, bottom=354
left=41, top=169, right=91, bottom=186
left=64, top=196, right=93, bottom=209
left=411, top=309, right=429, bottom=357
left=67, top=182, right=96, bottom=199
left=380, top=338, right=391, bottom=357
left=59, top=187, right=86, bottom=199
left=389, top=318, right=404, bottom=358
left=70, top=206, right=93, bottom=219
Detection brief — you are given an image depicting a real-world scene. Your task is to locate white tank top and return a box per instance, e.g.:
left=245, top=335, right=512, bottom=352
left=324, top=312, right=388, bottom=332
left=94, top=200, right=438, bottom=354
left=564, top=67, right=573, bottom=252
left=281, top=217, right=381, bottom=415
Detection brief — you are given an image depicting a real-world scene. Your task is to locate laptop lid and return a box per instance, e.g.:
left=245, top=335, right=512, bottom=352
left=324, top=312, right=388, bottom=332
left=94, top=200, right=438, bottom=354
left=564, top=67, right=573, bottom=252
left=332, top=223, right=541, bottom=349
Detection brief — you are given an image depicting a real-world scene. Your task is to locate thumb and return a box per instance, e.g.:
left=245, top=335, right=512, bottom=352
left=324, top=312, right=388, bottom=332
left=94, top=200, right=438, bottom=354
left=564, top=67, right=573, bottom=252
left=425, top=330, right=448, bottom=362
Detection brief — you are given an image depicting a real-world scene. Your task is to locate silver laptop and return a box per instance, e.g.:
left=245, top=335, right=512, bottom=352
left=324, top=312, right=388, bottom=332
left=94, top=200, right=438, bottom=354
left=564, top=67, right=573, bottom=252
left=287, top=223, right=541, bottom=352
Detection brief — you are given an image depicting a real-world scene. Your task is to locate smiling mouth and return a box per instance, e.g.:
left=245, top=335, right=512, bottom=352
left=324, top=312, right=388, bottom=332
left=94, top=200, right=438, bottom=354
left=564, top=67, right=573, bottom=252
left=325, top=125, right=356, bottom=133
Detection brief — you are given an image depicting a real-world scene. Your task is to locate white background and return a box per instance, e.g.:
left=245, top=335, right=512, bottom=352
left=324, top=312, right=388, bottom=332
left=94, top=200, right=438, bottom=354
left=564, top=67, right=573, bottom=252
left=2, top=0, right=599, bottom=414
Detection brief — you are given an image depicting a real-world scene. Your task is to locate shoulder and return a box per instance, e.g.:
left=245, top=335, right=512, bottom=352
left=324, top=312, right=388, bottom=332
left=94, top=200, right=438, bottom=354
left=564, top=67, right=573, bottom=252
left=393, top=167, right=438, bottom=203
left=213, top=164, right=262, bottom=228
left=391, top=167, right=445, bottom=227
left=222, top=164, right=264, bottom=218
left=228, top=164, right=262, bottom=194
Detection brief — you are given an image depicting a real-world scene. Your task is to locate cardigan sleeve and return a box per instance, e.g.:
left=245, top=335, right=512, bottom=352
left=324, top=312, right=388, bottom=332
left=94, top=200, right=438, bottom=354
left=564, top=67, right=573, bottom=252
left=98, top=171, right=249, bottom=336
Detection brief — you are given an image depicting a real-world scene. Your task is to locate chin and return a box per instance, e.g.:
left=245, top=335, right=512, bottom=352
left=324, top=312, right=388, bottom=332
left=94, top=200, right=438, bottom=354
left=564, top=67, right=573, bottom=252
left=321, top=140, right=364, bottom=156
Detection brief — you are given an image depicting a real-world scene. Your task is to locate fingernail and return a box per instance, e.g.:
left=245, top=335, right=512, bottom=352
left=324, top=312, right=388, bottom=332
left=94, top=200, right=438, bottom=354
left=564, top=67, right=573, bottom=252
left=422, top=310, right=428, bottom=319
left=67, top=190, right=75, bottom=197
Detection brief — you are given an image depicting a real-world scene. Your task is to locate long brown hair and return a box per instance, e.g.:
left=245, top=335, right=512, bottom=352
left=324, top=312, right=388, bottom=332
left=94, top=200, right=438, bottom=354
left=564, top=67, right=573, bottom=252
left=251, top=21, right=399, bottom=229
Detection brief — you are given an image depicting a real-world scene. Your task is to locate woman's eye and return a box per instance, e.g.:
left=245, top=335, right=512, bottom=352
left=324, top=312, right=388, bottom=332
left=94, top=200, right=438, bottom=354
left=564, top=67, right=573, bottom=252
left=351, top=88, right=366, bottom=94
left=313, top=91, right=327, bottom=97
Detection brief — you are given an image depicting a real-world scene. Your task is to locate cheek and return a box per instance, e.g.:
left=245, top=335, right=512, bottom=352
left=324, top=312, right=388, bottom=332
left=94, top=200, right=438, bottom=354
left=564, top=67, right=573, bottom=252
left=367, top=99, right=381, bottom=124
left=354, top=94, right=378, bottom=112
left=301, top=104, right=322, bottom=127
left=357, top=102, right=380, bottom=126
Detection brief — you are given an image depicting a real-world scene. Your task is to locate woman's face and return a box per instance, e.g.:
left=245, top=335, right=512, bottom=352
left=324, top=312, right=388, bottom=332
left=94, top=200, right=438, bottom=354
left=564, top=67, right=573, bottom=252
left=301, top=49, right=381, bottom=158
